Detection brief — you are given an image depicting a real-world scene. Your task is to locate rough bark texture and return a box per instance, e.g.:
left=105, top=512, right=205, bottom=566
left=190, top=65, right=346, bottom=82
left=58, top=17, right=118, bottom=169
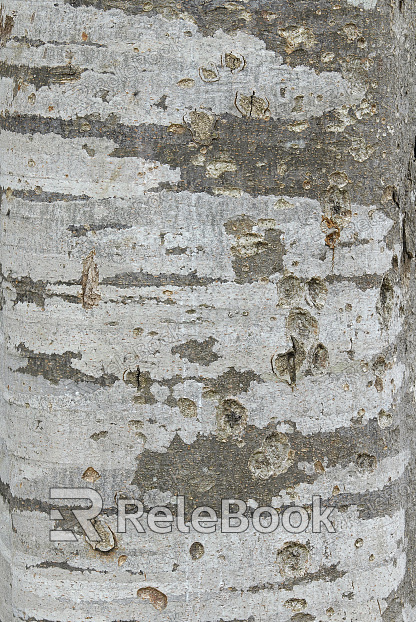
left=1, top=0, right=416, bottom=620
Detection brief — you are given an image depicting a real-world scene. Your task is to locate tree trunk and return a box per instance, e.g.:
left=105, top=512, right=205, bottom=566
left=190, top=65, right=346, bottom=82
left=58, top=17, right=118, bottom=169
left=1, top=0, right=416, bottom=620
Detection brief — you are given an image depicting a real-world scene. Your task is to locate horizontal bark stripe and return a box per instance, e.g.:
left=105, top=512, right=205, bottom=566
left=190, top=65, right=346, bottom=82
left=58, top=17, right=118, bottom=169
left=0, top=112, right=393, bottom=204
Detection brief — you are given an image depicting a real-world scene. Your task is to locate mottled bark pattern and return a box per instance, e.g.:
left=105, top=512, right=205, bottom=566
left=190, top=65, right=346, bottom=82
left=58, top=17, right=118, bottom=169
left=1, top=0, right=416, bottom=620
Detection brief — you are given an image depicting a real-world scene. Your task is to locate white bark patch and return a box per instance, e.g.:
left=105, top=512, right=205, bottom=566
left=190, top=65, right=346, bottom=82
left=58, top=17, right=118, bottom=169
left=8, top=507, right=405, bottom=621
left=295, top=451, right=410, bottom=502
left=0, top=131, right=180, bottom=198
left=1, top=4, right=366, bottom=125
left=0, top=0, right=409, bottom=617
left=2, top=191, right=401, bottom=460
left=347, top=0, right=378, bottom=8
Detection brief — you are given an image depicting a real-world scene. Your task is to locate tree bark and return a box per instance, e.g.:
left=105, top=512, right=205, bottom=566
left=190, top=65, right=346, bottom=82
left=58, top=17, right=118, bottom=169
left=1, top=0, right=416, bottom=620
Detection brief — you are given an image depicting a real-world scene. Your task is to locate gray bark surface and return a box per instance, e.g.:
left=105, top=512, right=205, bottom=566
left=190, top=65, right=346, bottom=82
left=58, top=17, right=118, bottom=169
left=1, top=0, right=416, bottom=620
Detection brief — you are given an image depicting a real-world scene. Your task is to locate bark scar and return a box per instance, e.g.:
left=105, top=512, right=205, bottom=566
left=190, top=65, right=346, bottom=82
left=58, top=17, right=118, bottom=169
left=81, top=249, right=101, bottom=309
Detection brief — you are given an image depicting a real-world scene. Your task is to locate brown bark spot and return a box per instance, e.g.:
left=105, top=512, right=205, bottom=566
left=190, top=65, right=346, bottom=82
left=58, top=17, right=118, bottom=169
left=287, top=308, right=319, bottom=342
left=276, top=542, right=309, bottom=578
left=249, top=431, right=294, bottom=480
left=311, top=343, right=329, bottom=374
left=224, top=52, right=245, bottom=72
left=322, top=216, right=341, bottom=250
left=271, top=336, right=306, bottom=386
left=188, top=110, right=218, bottom=145
left=177, top=397, right=197, bottom=418
left=306, top=277, right=328, bottom=309
left=81, top=249, right=101, bottom=309
left=376, top=275, right=395, bottom=327
left=0, top=7, right=14, bottom=46
left=177, top=78, right=195, bottom=88
left=285, top=598, right=307, bottom=612
left=199, top=65, right=220, bottom=82
left=278, top=26, right=316, bottom=53
left=235, top=91, right=270, bottom=120
left=82, top=467, right=101, bottom=483
left=189, top=542, right=205, bottom=560
left=137, top=587, right=168, bottom=611
left=216, top=398, right=248, bottom=441
left=167, top=123, right=187, bottom=135
left=277, top=275, right=303, bottom=306
left=356, top=453, right=377, bottom=472
left=86, top=518, right=116, bottom=552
